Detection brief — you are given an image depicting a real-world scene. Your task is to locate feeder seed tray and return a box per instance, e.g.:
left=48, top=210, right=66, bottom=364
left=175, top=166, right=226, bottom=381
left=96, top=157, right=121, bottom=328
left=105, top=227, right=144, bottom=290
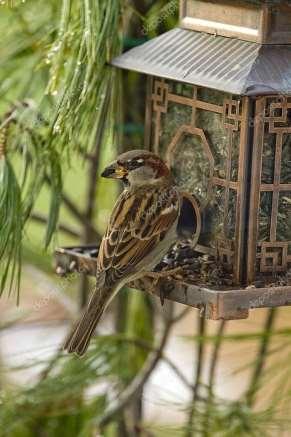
left=54, top=245, right=291, bottom=321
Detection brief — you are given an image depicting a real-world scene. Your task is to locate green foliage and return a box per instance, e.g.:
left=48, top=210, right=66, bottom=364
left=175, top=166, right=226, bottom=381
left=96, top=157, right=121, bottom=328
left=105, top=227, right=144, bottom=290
left=0, top=334, right=156, bottom=436
left=123, top=291, right=154, bottom=382
left=2, top=327, right=291, bottom=436
left=45, top=0, right=122, bottom=154
left=0, top=0, right=122, bottom=295
left=0, top=348, right=106, bottom=436
left=142, top=0, right=179, bottom=37
left=150, top=401, right=286, bottom=436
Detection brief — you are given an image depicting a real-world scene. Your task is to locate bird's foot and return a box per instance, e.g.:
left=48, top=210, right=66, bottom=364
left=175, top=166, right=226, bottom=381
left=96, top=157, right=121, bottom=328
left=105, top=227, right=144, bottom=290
left=147, top=267, right=183, bottom=306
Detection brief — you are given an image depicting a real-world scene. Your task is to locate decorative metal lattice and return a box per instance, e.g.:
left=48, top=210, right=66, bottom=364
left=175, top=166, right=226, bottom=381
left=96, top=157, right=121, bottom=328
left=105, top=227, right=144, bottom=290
left=145, top=78, right=250, bottom=283
left=248, top=96, right=291, bottom=281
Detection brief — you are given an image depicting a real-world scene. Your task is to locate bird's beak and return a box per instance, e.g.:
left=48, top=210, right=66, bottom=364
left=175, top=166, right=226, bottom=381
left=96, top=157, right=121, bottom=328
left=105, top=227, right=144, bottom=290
left=101, top=162, right=128, bottom=179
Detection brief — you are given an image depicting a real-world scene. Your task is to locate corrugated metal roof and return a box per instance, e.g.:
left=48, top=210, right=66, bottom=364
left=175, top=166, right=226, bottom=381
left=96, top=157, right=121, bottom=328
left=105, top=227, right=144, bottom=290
left=111, top=28, right=291, bottom=96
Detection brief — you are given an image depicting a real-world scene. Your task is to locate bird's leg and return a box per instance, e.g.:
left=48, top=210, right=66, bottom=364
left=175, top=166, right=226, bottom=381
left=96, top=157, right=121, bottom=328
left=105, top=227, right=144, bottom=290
left=146, top=275, right=161, bottom=303
left=147, top=266, right=184, bottom=279
left=146, top=267, right=184, bottom=306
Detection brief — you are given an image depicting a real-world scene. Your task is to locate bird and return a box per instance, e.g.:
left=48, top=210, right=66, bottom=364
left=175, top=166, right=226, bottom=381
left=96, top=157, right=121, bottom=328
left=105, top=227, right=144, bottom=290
left=64, top=149, right=181, bottom=355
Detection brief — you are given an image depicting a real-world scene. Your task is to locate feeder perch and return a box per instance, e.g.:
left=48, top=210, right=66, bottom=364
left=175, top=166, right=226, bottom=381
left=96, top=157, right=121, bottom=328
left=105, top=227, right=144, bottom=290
left=55, top=0, right=291, bottom=320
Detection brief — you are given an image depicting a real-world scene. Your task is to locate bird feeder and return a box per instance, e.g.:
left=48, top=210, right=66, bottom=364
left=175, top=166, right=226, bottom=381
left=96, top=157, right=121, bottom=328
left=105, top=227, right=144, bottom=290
left=55, top=0, right=291, bottom=320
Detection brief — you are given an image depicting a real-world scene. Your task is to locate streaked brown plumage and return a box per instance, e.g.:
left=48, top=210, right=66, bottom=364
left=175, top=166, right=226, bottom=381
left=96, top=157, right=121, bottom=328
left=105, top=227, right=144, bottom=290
left=64, top=150, right=181, bottom=355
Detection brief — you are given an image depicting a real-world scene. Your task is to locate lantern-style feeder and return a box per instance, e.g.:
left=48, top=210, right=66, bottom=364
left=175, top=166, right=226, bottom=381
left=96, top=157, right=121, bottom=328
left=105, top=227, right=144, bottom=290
left=55, top=0, right=291, bottom=320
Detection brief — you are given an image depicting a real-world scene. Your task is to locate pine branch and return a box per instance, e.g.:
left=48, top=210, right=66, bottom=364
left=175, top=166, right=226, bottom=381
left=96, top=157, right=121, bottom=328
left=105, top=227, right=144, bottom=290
left=120, top=336, right=194, bottom=392
left=203, top=320, right=226, bottom=435
left=43, top=175, right=100, bottom=242
left=98, top=303, right=176, bottom=429
left=246, top=308, right=277, bottom=407
left=208, top=320, right=226, bottom=393
left=185, top=313, right=206, bottom=437
left=30, top=213, right=80, bottom=239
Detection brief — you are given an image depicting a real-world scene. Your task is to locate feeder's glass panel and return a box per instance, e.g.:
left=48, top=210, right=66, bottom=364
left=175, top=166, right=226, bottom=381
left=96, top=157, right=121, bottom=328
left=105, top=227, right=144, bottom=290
left=147, top=78, right=248, bottom=281
left=249, top=96, right=291, bottom=280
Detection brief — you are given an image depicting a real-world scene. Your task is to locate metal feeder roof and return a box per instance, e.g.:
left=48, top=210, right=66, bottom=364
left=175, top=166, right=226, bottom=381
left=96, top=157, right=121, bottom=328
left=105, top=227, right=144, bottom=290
left=111, top=27, right=291, bottom=96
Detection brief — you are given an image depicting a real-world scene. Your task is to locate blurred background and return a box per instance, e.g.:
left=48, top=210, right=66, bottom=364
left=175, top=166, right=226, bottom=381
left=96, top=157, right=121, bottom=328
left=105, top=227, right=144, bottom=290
left=1, top=1, right=291, bottom=436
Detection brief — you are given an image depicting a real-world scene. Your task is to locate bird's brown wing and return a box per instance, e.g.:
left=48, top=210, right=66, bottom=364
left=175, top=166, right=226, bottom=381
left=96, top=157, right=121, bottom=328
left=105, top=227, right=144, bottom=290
left=97, top=186, right=180, bottom=287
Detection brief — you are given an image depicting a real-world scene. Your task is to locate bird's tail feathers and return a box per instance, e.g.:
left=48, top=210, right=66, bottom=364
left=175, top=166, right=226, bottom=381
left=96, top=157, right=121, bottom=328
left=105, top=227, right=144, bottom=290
left=64, top=285, right=113, bottom=356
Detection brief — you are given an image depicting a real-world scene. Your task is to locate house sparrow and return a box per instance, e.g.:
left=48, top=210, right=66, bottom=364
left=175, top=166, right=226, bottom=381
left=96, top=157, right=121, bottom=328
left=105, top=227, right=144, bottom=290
left=64, top=150, right=181, bottom=355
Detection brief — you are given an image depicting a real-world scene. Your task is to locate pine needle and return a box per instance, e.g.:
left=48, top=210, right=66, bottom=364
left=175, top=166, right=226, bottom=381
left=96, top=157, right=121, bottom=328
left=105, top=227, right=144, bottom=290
left=0, top=158, right=22, bottom=299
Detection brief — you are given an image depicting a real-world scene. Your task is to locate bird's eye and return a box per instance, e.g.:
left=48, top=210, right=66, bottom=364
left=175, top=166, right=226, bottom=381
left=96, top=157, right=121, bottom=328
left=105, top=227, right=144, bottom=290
left=126, top=158, right=144, bottom=170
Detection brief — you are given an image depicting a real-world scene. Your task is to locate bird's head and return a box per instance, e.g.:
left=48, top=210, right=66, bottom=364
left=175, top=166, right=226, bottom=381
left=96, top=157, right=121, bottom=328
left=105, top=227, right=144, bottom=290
left=101, top=150, right=171, bottom=187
